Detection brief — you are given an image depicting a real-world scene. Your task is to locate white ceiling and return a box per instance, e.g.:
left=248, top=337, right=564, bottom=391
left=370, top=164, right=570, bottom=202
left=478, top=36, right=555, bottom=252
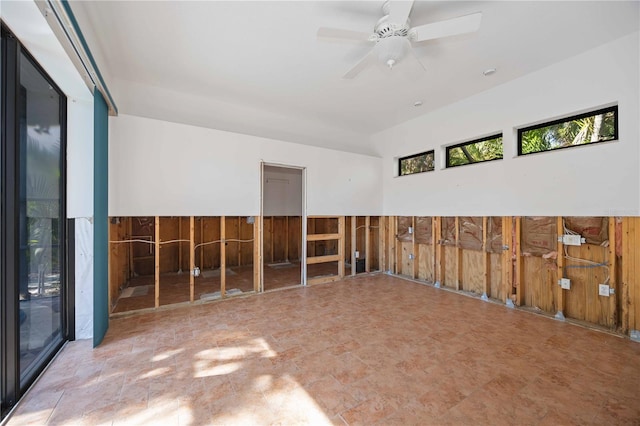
left=72, top=1, right=639, bottom=155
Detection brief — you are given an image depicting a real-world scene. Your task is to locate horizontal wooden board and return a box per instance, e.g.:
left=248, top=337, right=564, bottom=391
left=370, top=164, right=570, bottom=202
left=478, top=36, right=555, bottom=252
left=307, top=254, right=341, bottom=264
left=307, top=233, right=341, bottom=241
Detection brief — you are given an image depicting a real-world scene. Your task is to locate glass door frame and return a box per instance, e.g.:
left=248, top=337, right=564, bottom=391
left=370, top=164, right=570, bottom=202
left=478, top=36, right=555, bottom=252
left=1, top=23, right=73, bottom=418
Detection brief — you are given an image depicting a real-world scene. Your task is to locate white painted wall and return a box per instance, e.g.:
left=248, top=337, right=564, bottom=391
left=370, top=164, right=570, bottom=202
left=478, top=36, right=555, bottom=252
left=372, top=32, right=640, bottom=217
left=67, top=98, right=95, bottom=218
left=263, top=166, right=303, bottom=216
left=109, top=114, right=382, bottom=216
left=3, top=0, right=96, bottom=339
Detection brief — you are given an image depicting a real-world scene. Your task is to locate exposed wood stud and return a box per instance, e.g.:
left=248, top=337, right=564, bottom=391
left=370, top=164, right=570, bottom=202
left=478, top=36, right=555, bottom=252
left=393, top=216, right=398, bottom=274
left=608, top=217, right=617, bottom=327
left=633, top=218, right=640, bottom=333
left=455, top=217, right=462, bottom=291
left=237, top=217, right=242, bottom=267
left=393, top=216, right=402, bottom=274
left=388, top=217, right=394, bottom=273
left=254, top=216, right=261, bottom=293
left=435, top=217, right=444, bottom=285
left=270, top=217, right=275, bottom=263
left=621, top=217, right=634, bottom=334
left=221, top=216, right=226, bottom=298
left=155, top=216, right=160, bottom=308
left=379, top=217, right=385, bottom=273
left=556, top=216, right=565, bottom=317
left=365, top=216, right=371, bottom=273
left=432, top=217, right=437, bottom=284
left=128, top=217, right=134, bottom=278
left=305, top=216, right=345, bottom=283
left=351, top=216, right=356, bottom=276
left=285, top=216, right=289, bottom=261
left=189, top=216, right=195, bottom=303
left=338, top=216, right=345, bottom=278
left=502, top=216, right=513, bottom=304
left=515, top=217, right=523, bottom=306
left=200, top=218, right=204, bottom=270
left=483, top=216, right=490, bottom=299
left=178, top=218, right=183, bottom=272
left=412, top=216, right=418, bottom=279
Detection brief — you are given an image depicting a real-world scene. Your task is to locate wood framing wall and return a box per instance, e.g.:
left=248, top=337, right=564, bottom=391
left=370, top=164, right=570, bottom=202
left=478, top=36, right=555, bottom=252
left=263, top=216, right=302, bottom=264
left=109, top=215, right=380, bottom=308
left=622, top=217, right=640, bottom=337
left=108, top=215, right=640, bottom=340
left=381, top=216, right=640, bottom=338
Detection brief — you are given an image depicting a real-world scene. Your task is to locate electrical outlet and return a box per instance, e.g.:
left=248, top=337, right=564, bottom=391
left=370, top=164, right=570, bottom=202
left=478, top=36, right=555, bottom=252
left=558, top=278, right=571, bottom=290
left=598, top=284, right=610, bottom=297
left=408, top=226, right=414, bottom=234
left=559, top=235, right=585, bottom=246
left=354, top=251, right=360, bottom=259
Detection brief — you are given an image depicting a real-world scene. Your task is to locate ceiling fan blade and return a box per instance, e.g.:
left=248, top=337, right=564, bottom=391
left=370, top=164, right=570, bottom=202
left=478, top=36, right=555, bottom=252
left=388, top=0, right=415, bottom=26
left=317, top=27, right=373, bottom=43
left=411, top=12, right=482, bottom=42
left=343, top=50, right=376, bottom=79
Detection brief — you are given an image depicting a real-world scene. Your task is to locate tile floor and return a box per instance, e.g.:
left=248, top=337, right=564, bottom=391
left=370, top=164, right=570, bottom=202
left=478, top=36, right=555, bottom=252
left=8, top=274, right=640, bottom=425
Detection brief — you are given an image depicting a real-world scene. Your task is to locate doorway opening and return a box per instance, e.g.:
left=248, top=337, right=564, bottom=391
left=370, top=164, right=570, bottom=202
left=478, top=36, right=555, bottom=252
left=261, top=164, right=305, bottom=291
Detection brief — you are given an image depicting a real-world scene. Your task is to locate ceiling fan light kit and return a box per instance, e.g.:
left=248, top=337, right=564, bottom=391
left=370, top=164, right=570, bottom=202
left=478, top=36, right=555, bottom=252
left=318, top=0, right=482, bottom=79
left=377, top=36, right=411, bottom=69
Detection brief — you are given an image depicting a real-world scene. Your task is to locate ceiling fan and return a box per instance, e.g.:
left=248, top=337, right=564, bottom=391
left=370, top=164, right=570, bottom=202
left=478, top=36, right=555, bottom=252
left=318, top=0, right=482, bottom=79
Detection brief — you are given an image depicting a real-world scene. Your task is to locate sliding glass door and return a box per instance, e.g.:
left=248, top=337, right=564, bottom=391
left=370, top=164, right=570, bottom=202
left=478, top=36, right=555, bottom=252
left=17, top=49, right=65, bottom=379
left=1, top=24, right=71, bottom=418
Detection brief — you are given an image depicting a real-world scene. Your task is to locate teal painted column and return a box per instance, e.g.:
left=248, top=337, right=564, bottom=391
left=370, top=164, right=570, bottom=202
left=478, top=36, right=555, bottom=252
left=93, top=89, right=109, bottom=346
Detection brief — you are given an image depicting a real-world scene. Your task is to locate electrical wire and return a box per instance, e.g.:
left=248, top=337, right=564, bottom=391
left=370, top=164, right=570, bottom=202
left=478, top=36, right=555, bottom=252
left=194, top=239, right=254, bottom=251
left=109, top=239, right=155, bottom=244
left=111, top=238, right=254, bottom=249
left=562, top=219, right=610, bottom=284
left=159, top=239, right=191, bottom=245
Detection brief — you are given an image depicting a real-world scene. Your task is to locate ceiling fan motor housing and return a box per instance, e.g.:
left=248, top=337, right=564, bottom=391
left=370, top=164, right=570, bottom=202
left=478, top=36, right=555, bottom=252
left=374, top=15, right=410, bottom=40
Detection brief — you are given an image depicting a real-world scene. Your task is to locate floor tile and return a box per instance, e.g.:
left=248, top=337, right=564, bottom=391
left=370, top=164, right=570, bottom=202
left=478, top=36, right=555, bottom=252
left=6, top=274, right=640, bottom=425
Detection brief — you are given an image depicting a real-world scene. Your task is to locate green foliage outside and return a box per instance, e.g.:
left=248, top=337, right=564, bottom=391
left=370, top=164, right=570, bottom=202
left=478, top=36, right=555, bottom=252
left=447, top=136, right=503, bottom=167
left=400, top=151, right=434, bottom=176
left=520, top=111, right=616, bottom=155
left=26, top=133, right=62, bottom=281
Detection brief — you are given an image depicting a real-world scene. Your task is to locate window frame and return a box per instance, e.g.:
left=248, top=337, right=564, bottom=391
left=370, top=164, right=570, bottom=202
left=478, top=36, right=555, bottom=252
left=517, top=105, right=618, bottom=156
left=398, top=150, right=435, bottom=177
left=445, top=133, right=503, bottom=169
